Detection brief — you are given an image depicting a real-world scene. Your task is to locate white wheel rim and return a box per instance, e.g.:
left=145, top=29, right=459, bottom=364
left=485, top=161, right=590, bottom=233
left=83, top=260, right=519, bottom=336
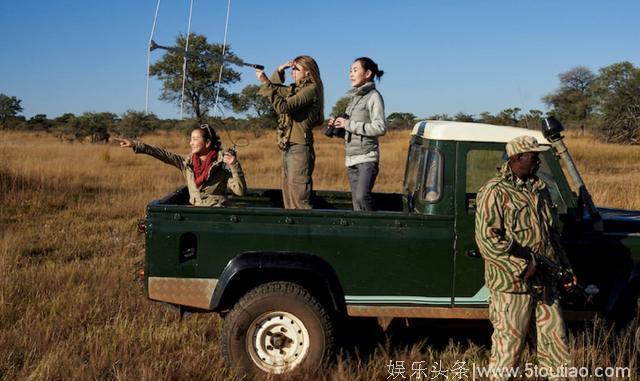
left=246, top=310, right=311, bottom=374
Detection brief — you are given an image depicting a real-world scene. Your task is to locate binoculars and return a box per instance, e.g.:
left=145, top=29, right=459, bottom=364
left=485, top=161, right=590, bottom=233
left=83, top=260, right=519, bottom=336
left=324, top=113, right=349, bottom=138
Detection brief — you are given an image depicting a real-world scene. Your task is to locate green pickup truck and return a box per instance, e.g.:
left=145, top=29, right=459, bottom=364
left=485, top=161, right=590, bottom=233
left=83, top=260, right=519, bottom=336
left=140, top=120, right=640, bottom=376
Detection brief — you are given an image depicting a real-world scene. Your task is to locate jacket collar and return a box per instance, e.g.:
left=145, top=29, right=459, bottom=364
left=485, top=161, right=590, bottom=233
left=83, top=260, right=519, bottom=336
left=498, top=162, right=543, bottom=191
left=348, top=81, right=376, bottom=97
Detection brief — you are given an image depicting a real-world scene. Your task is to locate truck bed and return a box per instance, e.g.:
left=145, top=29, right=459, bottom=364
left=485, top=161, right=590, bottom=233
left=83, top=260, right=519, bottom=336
left=155, top=186, right=406, bottom=212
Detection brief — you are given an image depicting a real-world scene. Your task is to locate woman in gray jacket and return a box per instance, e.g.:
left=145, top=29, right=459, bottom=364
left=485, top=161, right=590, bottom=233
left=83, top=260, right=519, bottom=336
left=330, top=57, right=387, bottom=211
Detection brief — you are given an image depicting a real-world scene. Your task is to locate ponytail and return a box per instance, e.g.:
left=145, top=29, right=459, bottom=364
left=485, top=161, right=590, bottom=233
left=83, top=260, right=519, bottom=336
left=355, top=57, right=384, bottom=81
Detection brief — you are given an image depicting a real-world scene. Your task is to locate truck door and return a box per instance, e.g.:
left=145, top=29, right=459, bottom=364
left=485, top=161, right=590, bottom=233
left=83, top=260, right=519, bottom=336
left=453, top=142, right=505, bottom=306
left=338, top=140, right=456, bottom=305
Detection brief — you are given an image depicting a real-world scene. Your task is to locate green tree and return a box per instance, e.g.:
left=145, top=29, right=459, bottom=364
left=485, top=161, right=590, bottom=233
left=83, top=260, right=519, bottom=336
left=58, top=114, right=80, bottom=140
left=591, top=61, right=640, bottom=144
left=494, top=107, right=521, bottom=126
left=527, top=109, right=544, bottom=119
left=478, top=112, right=498, bottom=124
left=66, top=112, right=117, bottom=142
left=542, top=66, right=596, bottom=129
left=232, top=84, right=274, bottom=118
left=0, top=93, right=23, bottom=128
left=93, top=112, right=117, bottom=142
left=331, top=96, right=351, bottom=118
left=149, top=33, right=242, bottom=123
left=52, top=113, right=78, bottom=141
left=427, top=113, right=450, bottom=121
left=521, top=109, right=545, bottom=129
left=387, top=112, right=417, bottom=129
left=54, top=113, right=76, bottom=125
left=27, top=114, right=52, bottom=131
left=453, top=112, right=475, bottom=122
left=116, top=110, right=160, bottom=138
left=231, top=85, right=278, bottom=134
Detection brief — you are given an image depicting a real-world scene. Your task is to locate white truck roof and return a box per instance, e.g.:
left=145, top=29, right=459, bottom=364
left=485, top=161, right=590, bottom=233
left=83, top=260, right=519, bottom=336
left=411, top=120, right=550, bottom=145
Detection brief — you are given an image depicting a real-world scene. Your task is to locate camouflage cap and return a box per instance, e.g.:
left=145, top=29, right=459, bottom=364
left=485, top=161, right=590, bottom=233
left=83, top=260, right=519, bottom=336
left=505, top=135, right=549, bottom=157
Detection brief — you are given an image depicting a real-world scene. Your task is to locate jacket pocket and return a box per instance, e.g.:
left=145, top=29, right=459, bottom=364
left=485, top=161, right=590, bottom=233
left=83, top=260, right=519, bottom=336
left=506, top=202, right=532, bottom=230
left=505, top=203, right=535, bottom=246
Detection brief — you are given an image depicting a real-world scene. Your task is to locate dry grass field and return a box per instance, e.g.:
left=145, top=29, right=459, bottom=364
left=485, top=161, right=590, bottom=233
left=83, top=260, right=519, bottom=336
left=1, top=129, right=639, bottom=380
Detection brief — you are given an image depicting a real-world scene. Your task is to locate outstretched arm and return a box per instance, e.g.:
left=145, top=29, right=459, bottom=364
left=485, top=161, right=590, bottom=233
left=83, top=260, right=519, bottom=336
left=113, top=137, right=185, bottom=171
left=113, top=137, right=133, bottom=148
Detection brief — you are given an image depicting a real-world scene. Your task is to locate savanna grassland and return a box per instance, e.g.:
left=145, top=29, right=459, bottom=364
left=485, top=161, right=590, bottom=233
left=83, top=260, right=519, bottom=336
left=1, top=129, right=639, bottom=380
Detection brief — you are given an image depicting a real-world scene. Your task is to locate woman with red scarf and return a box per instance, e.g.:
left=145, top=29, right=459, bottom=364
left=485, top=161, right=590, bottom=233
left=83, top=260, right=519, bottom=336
left=114, top=125, right=246, bottom=207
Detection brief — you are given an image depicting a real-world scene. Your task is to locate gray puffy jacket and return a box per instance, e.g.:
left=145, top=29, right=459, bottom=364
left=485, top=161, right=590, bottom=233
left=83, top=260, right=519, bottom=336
left=344, top=82, right=387, bottom=157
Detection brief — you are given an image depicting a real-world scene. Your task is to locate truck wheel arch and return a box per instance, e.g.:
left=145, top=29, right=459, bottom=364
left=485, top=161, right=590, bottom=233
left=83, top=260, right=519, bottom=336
left=210, top=251, right=346, bottom=316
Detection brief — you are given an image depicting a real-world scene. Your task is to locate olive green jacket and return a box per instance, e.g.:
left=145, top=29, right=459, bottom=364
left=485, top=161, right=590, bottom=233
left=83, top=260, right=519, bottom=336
left=133, top=142, right=246, bottom=207
left=475, top=162, right=572, bottom=293
left=259, top=70, right=322, bottom=149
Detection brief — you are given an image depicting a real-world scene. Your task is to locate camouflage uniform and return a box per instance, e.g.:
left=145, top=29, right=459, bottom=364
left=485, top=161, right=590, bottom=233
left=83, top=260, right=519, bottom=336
left=475, top=136, right=572, bottom=377
left=260, top=70, right=322, bottom=210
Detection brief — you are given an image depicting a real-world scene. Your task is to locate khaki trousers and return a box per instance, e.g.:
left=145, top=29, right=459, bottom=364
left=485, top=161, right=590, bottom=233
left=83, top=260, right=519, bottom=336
left=281, top=144, right=314, bottom=209
left=488, top=290, right=571, bottom=379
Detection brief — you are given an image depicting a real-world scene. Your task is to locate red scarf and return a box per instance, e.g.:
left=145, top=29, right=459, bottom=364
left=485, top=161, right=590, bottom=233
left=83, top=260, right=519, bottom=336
left=192, top=150, right=218, bottom=188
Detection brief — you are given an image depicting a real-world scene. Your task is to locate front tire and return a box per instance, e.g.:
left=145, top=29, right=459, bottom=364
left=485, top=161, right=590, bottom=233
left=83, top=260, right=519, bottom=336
left=221, top=281, right=335, bottom=376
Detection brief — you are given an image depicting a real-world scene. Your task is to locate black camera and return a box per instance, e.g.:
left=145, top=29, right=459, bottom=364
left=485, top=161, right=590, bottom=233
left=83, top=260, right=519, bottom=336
left=324, top=113, right=349, bottom=138
left=225, top=146, right=237, bottom=157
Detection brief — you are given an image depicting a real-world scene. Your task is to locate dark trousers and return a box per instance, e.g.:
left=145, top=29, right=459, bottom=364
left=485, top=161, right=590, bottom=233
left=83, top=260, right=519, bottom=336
left=347, top=161, right=379, bottom=211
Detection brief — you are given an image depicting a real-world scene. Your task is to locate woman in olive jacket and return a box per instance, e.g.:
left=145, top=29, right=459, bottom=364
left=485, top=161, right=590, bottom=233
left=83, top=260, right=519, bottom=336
left=330, top=57, right=387, bottom=211
left=255, top=55, right=324, bottom=210
left=114, top=125, right=246, bottom=207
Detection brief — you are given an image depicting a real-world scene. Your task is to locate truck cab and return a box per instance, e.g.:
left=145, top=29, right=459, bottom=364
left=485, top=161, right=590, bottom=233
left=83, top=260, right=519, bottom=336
left=403, top=120, right=639, bottom=318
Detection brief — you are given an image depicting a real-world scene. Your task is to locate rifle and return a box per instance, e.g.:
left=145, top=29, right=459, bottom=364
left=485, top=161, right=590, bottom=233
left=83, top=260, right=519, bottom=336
left=508, top=241, right=598, bottom=302
left=149, top=40, right=264, bottom=70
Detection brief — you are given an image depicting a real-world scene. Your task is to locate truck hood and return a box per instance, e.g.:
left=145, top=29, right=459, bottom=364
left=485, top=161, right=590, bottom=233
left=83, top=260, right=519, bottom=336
left=599, top=207, right=640, bottom=235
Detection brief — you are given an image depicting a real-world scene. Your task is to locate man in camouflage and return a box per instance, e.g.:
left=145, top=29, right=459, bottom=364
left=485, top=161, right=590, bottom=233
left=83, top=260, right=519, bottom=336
left=475, top=136, right=575, bottom=377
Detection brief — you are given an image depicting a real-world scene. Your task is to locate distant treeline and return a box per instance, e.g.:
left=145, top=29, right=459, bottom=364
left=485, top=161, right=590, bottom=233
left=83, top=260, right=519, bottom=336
left=0, top=106, right=559, bottom=144
left=1, top=32, right=638, bottom=145
left=0, top=108, right=534, bottom=138
left=0, top=109, right=283, bottom=142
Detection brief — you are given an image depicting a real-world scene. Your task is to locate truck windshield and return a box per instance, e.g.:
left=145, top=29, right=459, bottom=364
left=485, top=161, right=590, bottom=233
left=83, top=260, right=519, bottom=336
left=464, top=149, right=568, bottom=215
left=403, top=143, right=443, bottom=203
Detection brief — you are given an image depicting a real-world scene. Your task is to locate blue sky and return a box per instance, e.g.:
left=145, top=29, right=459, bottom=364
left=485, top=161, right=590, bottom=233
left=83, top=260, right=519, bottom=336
left=1, top=0, right=638, bottom=120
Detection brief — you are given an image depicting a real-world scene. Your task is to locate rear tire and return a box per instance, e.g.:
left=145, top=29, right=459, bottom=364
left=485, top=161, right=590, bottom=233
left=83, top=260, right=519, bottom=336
left=221, top=281, right=335, bottom=376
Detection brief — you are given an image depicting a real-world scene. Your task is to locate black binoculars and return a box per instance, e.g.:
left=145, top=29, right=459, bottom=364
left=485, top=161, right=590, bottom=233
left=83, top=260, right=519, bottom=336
left=324, top=113, right=349, bottom=138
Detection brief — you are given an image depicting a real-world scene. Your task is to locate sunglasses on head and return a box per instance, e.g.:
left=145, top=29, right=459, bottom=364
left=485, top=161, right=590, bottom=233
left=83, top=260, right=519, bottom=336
left=199, top=124, right=215, bottom=139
